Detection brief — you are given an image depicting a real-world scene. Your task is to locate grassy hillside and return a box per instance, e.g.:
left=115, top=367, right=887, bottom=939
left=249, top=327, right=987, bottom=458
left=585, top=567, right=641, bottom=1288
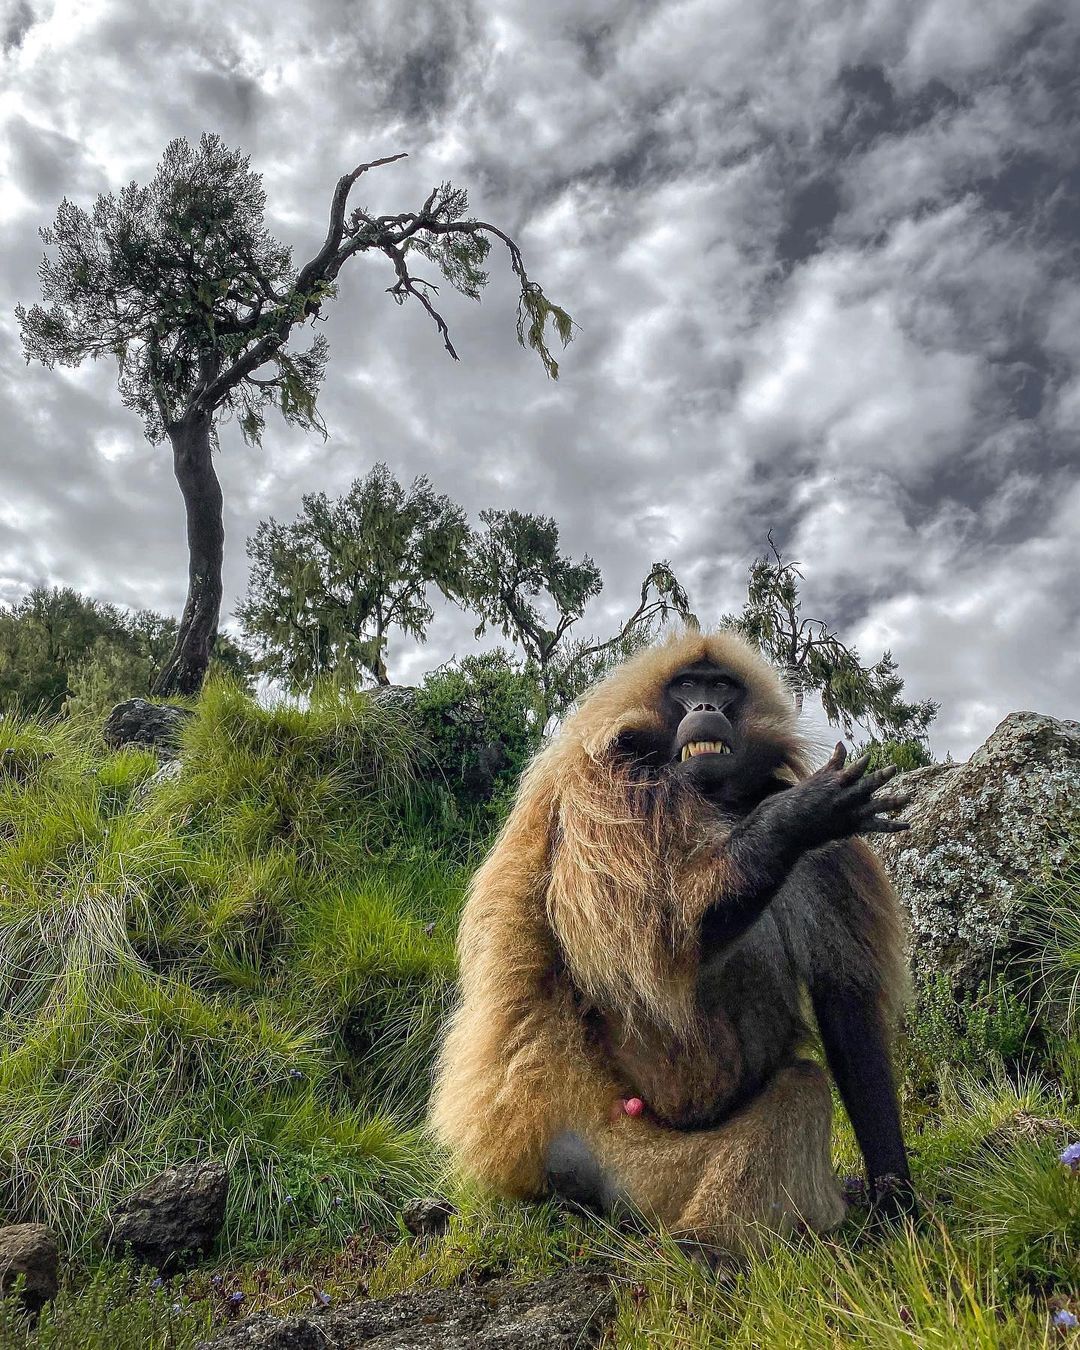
left=0, top=686, right=1078, bottom=1347
left=0, top=681, right=463, bottom=1257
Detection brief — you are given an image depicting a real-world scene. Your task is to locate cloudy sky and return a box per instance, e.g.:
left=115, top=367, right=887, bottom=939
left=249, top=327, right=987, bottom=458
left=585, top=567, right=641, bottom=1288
left=1, top=0, right=1077, bottom=759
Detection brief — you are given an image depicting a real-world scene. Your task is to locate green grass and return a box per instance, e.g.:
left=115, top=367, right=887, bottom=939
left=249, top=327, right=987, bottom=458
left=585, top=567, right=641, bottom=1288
left=0, top=682, right=462, bottom=1258
left=0, top=699, right=1078, bottom=1346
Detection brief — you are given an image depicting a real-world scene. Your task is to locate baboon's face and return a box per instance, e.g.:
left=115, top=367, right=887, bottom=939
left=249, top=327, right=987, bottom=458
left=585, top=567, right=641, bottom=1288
left=618, top=659, right=785, bottom=804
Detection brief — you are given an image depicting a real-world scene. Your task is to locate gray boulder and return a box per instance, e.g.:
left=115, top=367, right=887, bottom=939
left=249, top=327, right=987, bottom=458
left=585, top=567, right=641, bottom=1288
left=874, top=712, right=1080, bottom=992
left=197, top=1269, right=615, bottom=1350
left=102, top=1158, right=228, bottom=1270
left=103, top=699, right=193, bottom=756
left=0, top=1224, right=59, bottom=1312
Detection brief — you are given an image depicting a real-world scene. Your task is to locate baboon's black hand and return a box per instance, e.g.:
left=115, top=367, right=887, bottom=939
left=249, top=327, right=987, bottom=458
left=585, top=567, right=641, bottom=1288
left=703, top=747, right=911, bottom=949
left=766, top=743, right=911, bottom=855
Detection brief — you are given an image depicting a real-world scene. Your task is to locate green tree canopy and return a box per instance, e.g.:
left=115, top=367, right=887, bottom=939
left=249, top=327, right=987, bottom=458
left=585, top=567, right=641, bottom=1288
left=0, top=586, right=251, bottom=717
left=721, top=533, right=937, bottom=744
left=238, top=464, right=471, bottom=689
left=466, top=511, right=695, bottom=718
left=17, top=133, right=572, bottom=696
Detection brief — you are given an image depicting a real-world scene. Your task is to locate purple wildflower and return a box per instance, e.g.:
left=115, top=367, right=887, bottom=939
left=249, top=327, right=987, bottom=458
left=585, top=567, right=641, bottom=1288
left=1060, top=1142, right=1080, bottom=1170
left=171, top=1303, right=182, bottom=1315
left=210, top=1275, right=223, bottom=1288
left=284, top=1194, right=294, bottom=1205
left=288, top=1069, right=304, bottom=1081
left=227, top=1291, right=245, bottom=1310
left=150, top=1277, right=164, bottom=1291
left=1054, top=1309, right=1079, bottom=1329
left=314, top=1291, right=332, bottom=1307
left=332, top=1195, right=344, bottom=1207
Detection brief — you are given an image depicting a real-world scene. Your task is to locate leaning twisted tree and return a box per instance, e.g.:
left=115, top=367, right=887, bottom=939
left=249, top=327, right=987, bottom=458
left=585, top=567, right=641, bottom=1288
left=722, top=532, right=937, bottom=743
left=17, top=133, right=572, bottom=695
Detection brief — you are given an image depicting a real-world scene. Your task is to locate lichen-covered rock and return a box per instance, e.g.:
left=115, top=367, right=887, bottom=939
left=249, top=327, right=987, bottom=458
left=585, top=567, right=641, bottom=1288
left=197, top=1269, right=615, bottom=1350
left=133, top=756, right=183, bottom=804
left=0, top=1224, right=59, bottom=1312
left=103, top=699, right=193, bottom=755
left=401, top=1195, right=456, bottom=1237
left=102, top=1158, right=228, bottom=1270
left=874, top=711, right=1080, bottom=992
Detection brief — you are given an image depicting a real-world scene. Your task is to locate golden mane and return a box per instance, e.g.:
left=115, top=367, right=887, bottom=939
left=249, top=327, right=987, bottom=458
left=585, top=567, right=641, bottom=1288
left=510, top=629, right=811, bottom=1035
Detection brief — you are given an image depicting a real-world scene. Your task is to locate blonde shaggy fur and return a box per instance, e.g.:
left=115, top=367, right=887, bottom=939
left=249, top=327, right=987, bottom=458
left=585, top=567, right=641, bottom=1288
left=430, top=630, right=905, bottom=1251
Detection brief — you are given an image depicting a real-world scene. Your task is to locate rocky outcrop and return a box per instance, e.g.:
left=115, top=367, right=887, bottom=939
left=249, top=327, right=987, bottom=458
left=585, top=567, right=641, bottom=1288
left=0, top=1224, right=59, bottom=1312
left=197, top=1269, right=616, bottom=1350
left=102, top=1158, right=229, bottom=1270
left=103, top=699, right=193, bottom=756
left=874, top=712, right=1080, bottom=992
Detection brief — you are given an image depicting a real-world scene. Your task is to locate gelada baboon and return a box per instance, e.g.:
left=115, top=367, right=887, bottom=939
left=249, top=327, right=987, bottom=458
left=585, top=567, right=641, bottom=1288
left=430, top=630, right=914, bottom=1252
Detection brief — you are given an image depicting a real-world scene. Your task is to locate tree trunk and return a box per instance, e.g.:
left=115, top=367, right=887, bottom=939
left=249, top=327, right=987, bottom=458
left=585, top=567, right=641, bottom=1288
left=782, top=663, right=804, bottom=715
left=151, top=414, right=225, bottom=697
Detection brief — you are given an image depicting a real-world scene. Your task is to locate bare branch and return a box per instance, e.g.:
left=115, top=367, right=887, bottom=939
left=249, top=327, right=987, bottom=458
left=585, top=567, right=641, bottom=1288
left=295, top=152, right=407, bottom=293
left=380, top=240, right=460, bottom=360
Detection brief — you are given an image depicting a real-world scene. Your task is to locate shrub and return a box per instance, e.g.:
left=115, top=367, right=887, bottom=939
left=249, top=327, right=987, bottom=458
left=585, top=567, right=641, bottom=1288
left=411, top=650, right=541, bottom=825
left=899, top=972, right=1033, bottom=1093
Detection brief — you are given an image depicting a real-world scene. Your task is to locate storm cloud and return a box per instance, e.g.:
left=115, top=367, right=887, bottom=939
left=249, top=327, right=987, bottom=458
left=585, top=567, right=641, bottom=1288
left=1, top=0, right=1077, bottom=756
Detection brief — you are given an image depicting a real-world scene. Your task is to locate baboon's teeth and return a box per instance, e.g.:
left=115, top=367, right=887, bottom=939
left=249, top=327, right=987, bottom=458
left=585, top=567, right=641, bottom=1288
left=680, top=740, right=731, bottom=761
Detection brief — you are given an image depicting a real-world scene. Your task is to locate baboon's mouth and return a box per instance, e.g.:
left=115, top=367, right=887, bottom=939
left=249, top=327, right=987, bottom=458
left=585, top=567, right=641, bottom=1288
left=679, top=740, right=732, bottom=761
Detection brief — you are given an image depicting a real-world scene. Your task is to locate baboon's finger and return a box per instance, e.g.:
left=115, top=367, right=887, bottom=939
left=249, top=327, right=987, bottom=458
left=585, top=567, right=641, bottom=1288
left=838, top=751, right=872, bottom=784
left=824, top=742, right=847, bottom=772
left=868, top=792, right=911, bottom=815
left=861, top=816, right=910, bottom=834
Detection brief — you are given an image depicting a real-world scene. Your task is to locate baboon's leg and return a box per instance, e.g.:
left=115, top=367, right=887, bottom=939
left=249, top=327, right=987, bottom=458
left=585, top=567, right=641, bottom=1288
left=554, top=1061, right=845, bottom=1254
left=670, top=1061, right=846, bottom=1251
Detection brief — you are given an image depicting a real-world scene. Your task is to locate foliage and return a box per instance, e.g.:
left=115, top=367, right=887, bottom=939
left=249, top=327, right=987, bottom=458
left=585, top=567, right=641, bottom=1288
left=0, top=1262, right=212, bottom=1349
left=722, top=533, right=937, bottom=743
left=16, top=134, right=312, bottom=446
left=465, top=509, right=602, bottom=699
left=466, top=512, right=694, bottom=718
left=239, top=465, right=470, bottom=689
left=17, top=132, right=572, bottom=696
left=0, top=586, right=251, bottom=716
left=898, top=972, right=1034, bottom=1094
left=1022, top=824, right=1080, bottom=1040
left=854, top=736, right=935, bottom=773
left=412, top=650, right=542, bottom=825
left=17, top=136, right=572, bottom=448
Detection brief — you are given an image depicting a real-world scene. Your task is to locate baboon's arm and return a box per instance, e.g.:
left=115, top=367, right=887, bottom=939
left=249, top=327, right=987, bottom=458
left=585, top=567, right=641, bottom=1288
left=699, top=746, right=907, bottom=949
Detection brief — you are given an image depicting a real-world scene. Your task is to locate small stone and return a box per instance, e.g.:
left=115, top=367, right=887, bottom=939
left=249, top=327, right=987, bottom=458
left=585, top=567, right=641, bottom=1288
left=401, top=1196, right=457, bottom=1237
left=103, top=1158, right=229, bottom=1271
left=133, top=757, right=183, bottom=804
left=0, top=1224, right=59, bottom=1313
